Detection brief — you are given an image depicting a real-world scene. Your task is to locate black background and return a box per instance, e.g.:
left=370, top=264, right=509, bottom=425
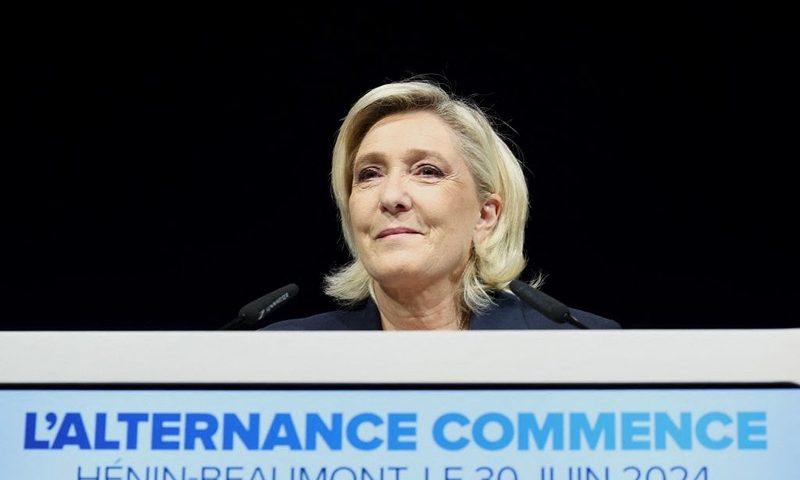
left=5, top=6, right=797, bottom=330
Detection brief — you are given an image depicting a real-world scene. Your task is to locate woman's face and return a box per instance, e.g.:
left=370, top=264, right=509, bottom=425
left=349, top=111, right=498, bottom=292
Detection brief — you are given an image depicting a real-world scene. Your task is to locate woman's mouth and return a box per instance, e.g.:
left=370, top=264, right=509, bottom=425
left=376, top=227, right=421, bottom=239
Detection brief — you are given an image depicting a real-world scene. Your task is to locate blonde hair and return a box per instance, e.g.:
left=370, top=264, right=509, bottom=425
left=324, top=78, right=533, bottom=314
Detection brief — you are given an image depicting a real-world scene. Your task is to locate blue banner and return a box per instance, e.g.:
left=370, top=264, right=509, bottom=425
left=1, top=387, right=798, bottom=478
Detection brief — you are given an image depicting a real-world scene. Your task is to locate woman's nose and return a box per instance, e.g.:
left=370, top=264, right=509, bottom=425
left=379, top=170, right=412, bottom=214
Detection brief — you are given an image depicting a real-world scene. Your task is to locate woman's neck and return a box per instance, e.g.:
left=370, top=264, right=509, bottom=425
left=373, top=282, right=465, bottom=331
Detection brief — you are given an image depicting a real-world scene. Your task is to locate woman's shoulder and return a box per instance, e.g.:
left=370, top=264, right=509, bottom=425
left=475, top=290, right=622, bottom=330
left=259, top=300, right=381, bottom=331
left=567, top=307, right=622, bottom=329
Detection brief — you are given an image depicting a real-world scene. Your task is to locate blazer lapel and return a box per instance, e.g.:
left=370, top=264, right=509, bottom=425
left=342, top=298, right=383, bottom=330
left=469, top=293, right=530, bottom=329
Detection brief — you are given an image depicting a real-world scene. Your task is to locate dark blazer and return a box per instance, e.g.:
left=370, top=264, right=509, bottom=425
left=262, top=291, right=621, bottom=330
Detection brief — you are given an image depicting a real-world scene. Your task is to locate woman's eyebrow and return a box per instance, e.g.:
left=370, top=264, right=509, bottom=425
left=354, top=149, right=448, bottom=169
left=403, top=149, right=447, bottom=163
left=353, top=151, right=385, bottom=169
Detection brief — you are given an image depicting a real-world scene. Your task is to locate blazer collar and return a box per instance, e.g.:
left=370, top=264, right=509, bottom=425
left=355, top=292, right=528, bottom=330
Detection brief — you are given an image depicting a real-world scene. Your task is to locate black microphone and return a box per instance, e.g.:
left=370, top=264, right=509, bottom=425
left=219, top=283, right=300, bottom=330
left=509, top=280, right=589, bottom=329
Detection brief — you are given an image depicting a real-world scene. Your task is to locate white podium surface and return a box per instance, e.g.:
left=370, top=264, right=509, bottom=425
left=0, top=329, right=798, bottom=383
left=1, top=329, right=799, bottom=478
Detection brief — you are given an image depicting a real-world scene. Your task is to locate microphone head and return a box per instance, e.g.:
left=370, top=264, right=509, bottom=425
left=238, top=283, right=299, bottom=325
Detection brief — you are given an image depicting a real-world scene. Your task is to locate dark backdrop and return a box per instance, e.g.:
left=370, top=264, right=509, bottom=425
left=6, top=6, right=797, bottom=330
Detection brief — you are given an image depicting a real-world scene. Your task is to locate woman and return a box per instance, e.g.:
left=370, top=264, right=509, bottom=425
left=265, top=78, right=620, bottom=330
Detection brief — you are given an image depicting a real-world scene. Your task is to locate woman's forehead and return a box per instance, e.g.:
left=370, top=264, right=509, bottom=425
left=354, top=111, right=460, bottom=162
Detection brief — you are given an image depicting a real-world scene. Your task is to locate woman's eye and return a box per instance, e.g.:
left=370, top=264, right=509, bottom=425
left=417, top=164, right=444, bottom=177
left=356, top=167, right=380, bottom=182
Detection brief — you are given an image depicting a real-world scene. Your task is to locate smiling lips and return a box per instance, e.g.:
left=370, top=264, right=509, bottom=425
left=376, top=227, right=421, bottom=239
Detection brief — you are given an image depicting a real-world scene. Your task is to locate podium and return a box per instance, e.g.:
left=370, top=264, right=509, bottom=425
left=1, top=329, right=799, bottom=477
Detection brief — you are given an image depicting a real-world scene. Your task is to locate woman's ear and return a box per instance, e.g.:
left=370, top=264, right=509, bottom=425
left=474, top=194, right=502, bottom=243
